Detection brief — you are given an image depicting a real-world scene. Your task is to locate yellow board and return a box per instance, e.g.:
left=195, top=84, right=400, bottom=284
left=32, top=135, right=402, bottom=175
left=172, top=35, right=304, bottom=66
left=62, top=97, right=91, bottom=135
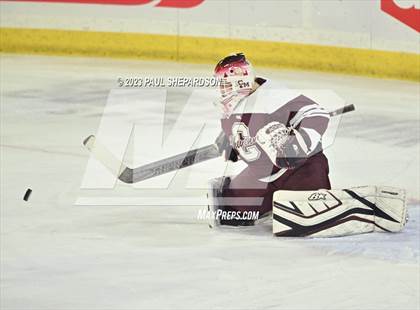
left=1, top=27, right=419, bottom=81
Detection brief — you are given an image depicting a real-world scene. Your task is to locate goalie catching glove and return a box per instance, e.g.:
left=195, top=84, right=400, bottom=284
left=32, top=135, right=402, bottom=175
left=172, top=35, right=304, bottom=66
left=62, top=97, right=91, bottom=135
left=256, top=121, right=309, bottom=168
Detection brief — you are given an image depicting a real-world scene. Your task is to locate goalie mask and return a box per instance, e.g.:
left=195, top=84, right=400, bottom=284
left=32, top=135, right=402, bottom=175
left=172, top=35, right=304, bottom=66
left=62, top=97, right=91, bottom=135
left=214, top=53, right=256, bottom=116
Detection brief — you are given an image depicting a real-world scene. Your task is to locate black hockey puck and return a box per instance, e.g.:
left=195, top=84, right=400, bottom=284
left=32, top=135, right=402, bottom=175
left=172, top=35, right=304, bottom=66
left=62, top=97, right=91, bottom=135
left=23, top=188, right=32, bottom=201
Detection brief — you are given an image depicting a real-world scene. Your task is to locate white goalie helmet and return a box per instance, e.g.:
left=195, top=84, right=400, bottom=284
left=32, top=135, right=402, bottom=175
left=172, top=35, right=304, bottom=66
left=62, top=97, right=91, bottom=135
left=214, top=53, right=256, bottom=116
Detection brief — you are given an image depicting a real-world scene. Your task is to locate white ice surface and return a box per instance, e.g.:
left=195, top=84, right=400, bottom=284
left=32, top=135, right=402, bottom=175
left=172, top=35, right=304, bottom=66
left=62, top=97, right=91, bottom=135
left=1, top=55, right=419, bottom=310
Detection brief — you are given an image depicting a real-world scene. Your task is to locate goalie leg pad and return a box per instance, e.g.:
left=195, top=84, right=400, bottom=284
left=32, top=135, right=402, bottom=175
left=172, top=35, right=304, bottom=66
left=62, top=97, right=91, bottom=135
left=207, top=176, right=267, bottom=228
left=207, top=176, right=231, bottom=228
left=272, top=186, right=407, bottom=237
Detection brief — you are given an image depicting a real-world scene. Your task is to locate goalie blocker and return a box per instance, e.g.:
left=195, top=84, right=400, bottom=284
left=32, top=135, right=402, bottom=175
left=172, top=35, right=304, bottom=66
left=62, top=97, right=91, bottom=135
left=272, top=186, right=407, bottom=237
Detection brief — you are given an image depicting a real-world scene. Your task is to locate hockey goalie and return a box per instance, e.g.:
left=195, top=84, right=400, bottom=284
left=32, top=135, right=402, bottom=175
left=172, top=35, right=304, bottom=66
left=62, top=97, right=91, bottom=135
left=208, top=53, right=407, bottom=237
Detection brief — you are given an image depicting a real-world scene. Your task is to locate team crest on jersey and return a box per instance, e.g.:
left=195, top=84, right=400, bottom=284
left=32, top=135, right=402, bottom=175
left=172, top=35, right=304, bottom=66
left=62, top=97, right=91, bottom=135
left=230, top=134, right=257, bottom=149
left=308, top=192, right=327, bottom=201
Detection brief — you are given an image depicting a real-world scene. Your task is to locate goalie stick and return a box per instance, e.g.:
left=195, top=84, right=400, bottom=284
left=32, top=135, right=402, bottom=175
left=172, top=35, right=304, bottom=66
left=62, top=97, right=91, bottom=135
left=83, top=104, right=355, bottom=184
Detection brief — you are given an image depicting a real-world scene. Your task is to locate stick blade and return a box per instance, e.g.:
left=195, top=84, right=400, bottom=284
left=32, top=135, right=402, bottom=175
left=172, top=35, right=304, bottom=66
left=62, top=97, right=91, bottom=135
left=82, top=135, right=130, bottom=182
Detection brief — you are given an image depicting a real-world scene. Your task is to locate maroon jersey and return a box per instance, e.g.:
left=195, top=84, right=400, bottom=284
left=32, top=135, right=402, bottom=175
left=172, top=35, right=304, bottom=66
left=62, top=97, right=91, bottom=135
left=221, top=79, right=330, bottom=181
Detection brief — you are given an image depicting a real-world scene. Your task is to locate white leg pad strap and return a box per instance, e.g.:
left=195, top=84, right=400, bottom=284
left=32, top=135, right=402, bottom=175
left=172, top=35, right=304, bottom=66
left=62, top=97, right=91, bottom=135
left=272, top=186, right=407, bottom=237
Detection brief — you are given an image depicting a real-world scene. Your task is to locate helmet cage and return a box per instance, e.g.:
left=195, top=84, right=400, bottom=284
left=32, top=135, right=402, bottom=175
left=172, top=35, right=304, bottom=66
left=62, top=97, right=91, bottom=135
left=214, top=53, right=255, bottom=99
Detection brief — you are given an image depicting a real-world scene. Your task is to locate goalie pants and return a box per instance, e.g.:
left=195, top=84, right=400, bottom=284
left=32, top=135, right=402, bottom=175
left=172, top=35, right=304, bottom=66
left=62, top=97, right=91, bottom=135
left=223, top=152, right=331, bottom=216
